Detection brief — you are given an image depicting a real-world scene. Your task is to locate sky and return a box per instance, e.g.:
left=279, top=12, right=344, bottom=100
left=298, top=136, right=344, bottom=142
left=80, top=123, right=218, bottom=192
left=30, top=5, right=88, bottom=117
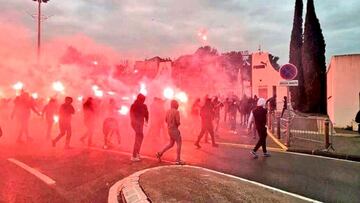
left=0, top=0, right=359, bottom=64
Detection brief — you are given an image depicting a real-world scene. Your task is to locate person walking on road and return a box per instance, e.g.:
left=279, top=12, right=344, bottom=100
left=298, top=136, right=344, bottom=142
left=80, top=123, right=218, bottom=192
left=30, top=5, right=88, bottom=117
left=80, top=97, right=96, bottom=146
left=212, top=96, right=223, bottom=133
left=247, top=98, right=270, bottom=158
left=281, top=96, right=288, bottom=118
left=194, top=98, right=219, bottom=148
left=11, top=91, right=40, bottom=143
left=52, top=97, right=75, bottom=149
left=102, top=117, right=121, bottom=149
left=42, top=98, right=58, bottom=140
left=130, top=94, right=149, bottom=162
left=156, top=100, right=185, bottom=165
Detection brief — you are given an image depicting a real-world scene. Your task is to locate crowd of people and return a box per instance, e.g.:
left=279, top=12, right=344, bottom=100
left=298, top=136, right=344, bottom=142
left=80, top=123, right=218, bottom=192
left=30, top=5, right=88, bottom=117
left=1, top=89, right=276, bottom=163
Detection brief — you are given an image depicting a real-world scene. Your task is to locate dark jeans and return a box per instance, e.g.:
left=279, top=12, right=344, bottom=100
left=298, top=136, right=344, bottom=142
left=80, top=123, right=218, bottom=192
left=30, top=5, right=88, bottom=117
left=54, top=123, right=72, bottom=146
left=358, top=124, right=360, bottom=134
left=253, top=127, right=267, bottom=153
left=281, top=107, right=287, bottom=118
left=196, top=122, right=216, bottom=145
left=132, top=122, right=144, bottom=157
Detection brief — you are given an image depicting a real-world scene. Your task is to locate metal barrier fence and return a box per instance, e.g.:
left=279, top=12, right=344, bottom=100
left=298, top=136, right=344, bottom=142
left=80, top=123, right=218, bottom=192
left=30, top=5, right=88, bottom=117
left=268, top=109, right=334, bottom=151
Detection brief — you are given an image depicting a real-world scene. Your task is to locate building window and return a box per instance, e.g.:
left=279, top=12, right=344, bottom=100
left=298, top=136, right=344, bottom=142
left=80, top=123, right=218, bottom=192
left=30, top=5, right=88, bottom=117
left=254, top=65, right=265, bottom=69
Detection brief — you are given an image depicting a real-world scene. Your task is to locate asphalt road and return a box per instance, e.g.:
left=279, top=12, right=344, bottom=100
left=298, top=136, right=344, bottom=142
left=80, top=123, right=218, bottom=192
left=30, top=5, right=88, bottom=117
left=0, top=127, right=359, bottom=203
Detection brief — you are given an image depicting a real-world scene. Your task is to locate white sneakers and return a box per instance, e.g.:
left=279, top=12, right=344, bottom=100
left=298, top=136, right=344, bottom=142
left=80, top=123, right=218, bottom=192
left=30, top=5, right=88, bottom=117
left=250, top=151, right=271, bottom=158
left=250, top=151, right=258, bottom=159
left=131, top=154, right=141, bottom=162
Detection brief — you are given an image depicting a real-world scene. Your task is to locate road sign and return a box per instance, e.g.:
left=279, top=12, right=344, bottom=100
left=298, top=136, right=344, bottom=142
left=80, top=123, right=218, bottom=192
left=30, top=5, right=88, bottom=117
left=280, top=80, right=298, bottom=86
left=280, top=63, right=298, bottom=80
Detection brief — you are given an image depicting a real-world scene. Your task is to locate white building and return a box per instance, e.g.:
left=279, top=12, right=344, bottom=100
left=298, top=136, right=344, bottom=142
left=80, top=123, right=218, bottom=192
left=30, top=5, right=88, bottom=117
left=327, top=54, right=360, bottom=128
left=251, top=51, right=288, bottom=110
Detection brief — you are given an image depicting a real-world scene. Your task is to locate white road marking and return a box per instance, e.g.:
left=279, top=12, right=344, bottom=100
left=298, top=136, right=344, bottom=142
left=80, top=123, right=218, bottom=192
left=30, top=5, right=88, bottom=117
left=284, top=150, right=360, bottom=164
left=189, top=165, right=322, bottom=203
left=7, top=158, right=56, bottom=185
left=108, top=165, right=322, bottom=203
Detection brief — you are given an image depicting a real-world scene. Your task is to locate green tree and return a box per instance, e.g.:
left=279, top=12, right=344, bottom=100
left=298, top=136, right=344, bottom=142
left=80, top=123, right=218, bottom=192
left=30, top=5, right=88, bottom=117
left=222, top=51, right=244, bottom=82
left=302, top=0, right=327, bottom=114
left=289, top=0, right=305, bottom=111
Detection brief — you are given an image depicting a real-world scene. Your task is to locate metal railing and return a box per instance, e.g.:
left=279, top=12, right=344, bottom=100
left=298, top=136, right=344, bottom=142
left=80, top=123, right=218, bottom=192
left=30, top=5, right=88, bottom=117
left=269, top=109, right=334, bottom=151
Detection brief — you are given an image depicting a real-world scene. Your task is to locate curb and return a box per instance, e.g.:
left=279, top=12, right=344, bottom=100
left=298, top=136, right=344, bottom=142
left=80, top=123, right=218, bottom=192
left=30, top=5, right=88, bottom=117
left=287, top=148, right=360, bottom=162
left=108, top=165, right=321, bottom=203
left=108, top=168, right=153, bottom=203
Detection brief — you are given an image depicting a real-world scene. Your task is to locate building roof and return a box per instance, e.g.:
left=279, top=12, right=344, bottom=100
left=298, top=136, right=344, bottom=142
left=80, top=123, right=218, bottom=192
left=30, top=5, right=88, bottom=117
left=332, top=53, right=360, bottom=58
left=327, top=53, right=360, bottom=73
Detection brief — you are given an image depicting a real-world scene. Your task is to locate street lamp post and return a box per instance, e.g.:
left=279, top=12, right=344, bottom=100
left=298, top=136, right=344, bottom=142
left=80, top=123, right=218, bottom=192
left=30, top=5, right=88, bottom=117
left=33, top=0, right=50, bottom=63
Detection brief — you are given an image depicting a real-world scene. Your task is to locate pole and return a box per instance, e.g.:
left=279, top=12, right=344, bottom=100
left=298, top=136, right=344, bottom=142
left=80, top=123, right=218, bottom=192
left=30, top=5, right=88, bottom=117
left=277, top=116, right=281, bottom=139
left=324, top=119, right=330, bottom=149
left=286, top=118, right=290, bottom=147
left=37, top=0, right=41, bottom=63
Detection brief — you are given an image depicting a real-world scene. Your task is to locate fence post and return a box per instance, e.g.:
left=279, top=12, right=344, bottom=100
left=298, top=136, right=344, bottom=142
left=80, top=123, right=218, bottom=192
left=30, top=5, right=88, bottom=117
left=324, top=119, right=330, bottom=149
left=271, top=113, right=275, bottom=134
left=286, top=119, right=290, bottom=147
left=267, top=110, right=272, bottom=131
left=277, top=116, right=281, bottom=139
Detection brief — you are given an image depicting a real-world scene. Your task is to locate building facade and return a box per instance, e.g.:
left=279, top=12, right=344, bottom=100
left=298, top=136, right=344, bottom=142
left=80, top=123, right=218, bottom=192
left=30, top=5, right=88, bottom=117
left=251, top=51, right=287, bottom=109
left=327, top=54, right=360, bottom=128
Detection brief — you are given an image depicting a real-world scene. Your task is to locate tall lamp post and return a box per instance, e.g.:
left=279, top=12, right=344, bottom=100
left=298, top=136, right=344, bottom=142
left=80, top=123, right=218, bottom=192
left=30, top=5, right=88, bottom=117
left=33, top=0, right=50, bottom=63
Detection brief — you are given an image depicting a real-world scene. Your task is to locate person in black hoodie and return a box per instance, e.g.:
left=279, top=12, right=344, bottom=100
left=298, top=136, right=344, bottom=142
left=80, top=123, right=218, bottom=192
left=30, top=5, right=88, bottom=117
left=194, top=98, right=219, bottom=148
left=130, top=94, right=149, bottom=161
left=247, top=98, right=270, bottom=158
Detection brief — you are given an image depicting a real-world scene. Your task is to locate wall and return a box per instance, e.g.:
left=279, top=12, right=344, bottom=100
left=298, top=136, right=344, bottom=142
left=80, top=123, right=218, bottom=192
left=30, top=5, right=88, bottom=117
left=251, top=51, right=288, bottom=110
left=327, top=54, right=360, bottom=128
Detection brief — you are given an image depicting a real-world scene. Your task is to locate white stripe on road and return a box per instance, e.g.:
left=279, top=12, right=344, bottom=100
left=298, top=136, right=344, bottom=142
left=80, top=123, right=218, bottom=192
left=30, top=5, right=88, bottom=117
left=108, top=165, right=322, bottom=203
left=190, top=165, right=322, bottom=202
left=7, top=158, right=56, bottom=186
left=92, top=147, right=322, bottom=202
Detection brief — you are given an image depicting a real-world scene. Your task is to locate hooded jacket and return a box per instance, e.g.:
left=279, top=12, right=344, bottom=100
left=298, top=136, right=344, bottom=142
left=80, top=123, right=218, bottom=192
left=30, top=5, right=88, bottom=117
left=130, top=94, right=149, bottom=125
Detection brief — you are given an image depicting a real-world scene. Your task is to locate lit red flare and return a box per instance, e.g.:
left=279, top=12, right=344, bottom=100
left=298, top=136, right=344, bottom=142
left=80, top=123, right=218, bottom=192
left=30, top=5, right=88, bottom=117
left=53, top=115, right=59, bottom=123
left=52, top=81, right=65, bottom=92
left=163, top=87, right=174, bottom=100
left=118, top=105, right=129, bottom=115
left=12, top=81, right=24, bottom=90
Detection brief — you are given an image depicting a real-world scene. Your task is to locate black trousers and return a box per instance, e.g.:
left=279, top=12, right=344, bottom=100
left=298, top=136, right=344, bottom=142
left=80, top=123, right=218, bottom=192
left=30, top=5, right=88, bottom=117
left=253, top=127, right=267, bottom=153
left=54, top=123, right=72, bottom=146
left=131, top=122, right=144, bottom=157
left=196, top=122, right=216, bottom=145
